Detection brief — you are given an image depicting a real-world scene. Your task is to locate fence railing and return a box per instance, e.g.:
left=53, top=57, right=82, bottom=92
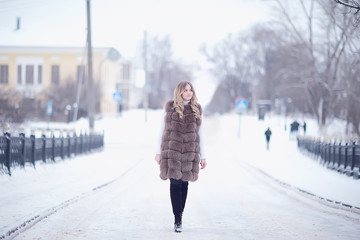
left=297, top=136, right=360, bottom=179
left=0, top=130, right=104, bottom=176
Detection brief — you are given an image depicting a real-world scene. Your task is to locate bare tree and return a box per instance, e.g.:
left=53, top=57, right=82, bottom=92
left=269, top=0, right=358, bottom=133
left=145, top=35, right=193, bottom=108
left=334, top=0, right=360, bottom=9
left=202, top=32, right=255, bottom=112
left=44, top=78, right=101, bottom=122
left=203, top=25, right=311, bottom=114
left=340, top=49, right=360, bottom=135
left=0, top=87, right=22, bottom=122
left=202, top=0, right=359, bottom=134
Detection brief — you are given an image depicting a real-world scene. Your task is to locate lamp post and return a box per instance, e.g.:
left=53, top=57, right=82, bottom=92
left=86, top=0, right=95, bottom=132
left=143, top=30, right=148, bottom=122
left=65, top=105, right=71, bottom=123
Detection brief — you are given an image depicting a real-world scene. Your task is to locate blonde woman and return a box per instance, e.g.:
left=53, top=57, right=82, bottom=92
left=155, top=81, right=207, bottom=233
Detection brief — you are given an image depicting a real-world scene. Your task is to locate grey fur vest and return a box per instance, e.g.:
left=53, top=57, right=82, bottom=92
left=159, top=100, right=202, bottom=182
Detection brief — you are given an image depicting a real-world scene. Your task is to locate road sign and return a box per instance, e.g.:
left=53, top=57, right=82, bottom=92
left=236, top=98, right=248, bottom=112
left=113, top=92, right=122, bottom=103
left=46, top=101, right=52, bottom=116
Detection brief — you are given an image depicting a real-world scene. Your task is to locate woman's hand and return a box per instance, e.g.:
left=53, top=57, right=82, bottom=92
left=155, top=154, right=161, bottom=165
left=200, top=158, right=207, bottom=169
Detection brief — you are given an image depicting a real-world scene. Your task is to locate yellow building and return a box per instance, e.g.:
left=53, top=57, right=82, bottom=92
left=0, top=46, right=131, bottom=120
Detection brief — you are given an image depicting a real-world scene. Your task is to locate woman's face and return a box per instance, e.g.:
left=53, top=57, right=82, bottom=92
left=181, top=84, right=193, bottom=101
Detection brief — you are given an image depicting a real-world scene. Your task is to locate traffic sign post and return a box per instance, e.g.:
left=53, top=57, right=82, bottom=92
left=235, top=97, right=248, bottom=138
left=113, top=92, right=123, bottom=116
left=46, top=101, right=52, bottom=130
left=112, top=92, right=122, bottom=103
left=46, top=101, right=53, bottom=116
left=236, top=98, right=248, bottom=112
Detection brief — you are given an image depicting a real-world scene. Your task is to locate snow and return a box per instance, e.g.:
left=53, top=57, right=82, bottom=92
left=1, top=109, right=359, bottom=239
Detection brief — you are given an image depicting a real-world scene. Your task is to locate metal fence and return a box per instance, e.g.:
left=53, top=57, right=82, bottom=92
left=0, top=131, right=104, bottom=176
left=297, top=136, right=360, bottom=179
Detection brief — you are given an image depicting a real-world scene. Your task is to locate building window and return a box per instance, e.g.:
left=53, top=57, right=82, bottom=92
left=26, top=65, right=34, bottom=84
left=51, top=65, right=60, bottom=85
left=38, top=65, right=42, bottom=84
left=0, top=65, right=8, bottom=84
left=17, top=65, right=22, bottom=84
left=77, top=65, right=86, bottom=83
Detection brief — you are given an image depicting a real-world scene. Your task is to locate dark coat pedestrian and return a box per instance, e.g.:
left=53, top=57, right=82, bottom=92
left=265, top=127, right=272, bottom=150
left=290, top=121, right=300, bottom=140
left=290, top=121, right=300, bottom=132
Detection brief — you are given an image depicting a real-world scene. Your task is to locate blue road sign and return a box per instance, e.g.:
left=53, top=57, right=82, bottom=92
left=236, top=98, right=248, bottom=112
left=113, top=92, right=122, bottom=103
left=46, top=101, right=52, bottom=116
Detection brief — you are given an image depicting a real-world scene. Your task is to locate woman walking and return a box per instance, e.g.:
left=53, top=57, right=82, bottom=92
left=155, top=81, right=207, bottom=233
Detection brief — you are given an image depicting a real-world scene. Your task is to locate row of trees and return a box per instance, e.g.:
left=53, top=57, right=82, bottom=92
left=0, top=80, right=97, bottom=123
left=141, top=35, right=194, bottom=109
left=202, top=0, right=360, bottom=135
left=4, top=1, right=357, bottom=135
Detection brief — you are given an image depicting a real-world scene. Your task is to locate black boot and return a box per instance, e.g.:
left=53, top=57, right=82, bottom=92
left=174, top=222, right=182, bottom=232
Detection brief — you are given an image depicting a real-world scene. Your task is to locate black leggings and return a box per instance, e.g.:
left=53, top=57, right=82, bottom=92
left=170, top=178, right=188, bottom=224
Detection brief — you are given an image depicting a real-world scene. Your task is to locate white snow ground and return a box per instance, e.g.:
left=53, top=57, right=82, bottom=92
left=0, top=110, right=359, bottom=239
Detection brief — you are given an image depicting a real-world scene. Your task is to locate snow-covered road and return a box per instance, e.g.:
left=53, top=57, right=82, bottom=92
left=1, top=110, right=360, bottom=239
left=11, top=145, right=360, bottom=240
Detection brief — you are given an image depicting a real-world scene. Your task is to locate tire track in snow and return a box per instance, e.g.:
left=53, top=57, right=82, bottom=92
left=240, top=161, right=360, bottom=221
left=1, top=158, right=145, bottom=240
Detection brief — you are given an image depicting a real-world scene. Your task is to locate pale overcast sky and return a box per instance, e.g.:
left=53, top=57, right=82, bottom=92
left=0, top=0, right=272, bottom=104
left=0, top=0, right=271, bottom=61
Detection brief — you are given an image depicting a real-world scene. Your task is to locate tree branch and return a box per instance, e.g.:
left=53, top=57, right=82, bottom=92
left=333, top=0, right=360, bottom=11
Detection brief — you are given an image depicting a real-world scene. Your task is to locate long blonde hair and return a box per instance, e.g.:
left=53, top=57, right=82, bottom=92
left=173, top=81, right=201, bottom=119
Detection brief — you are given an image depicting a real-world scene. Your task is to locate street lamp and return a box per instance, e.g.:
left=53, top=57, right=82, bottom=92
left=65, top=105, right=72, bottom=123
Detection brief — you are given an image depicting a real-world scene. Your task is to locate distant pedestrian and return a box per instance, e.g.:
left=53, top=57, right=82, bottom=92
left=265, top=127, right=272, bottom=150
left=154, top=81, right=207, bottom=233
left=290, top=121, right=300, bottom=132
left=303, top=121, right=307, bottom=134
left=290, top=120, right=300, bottom=140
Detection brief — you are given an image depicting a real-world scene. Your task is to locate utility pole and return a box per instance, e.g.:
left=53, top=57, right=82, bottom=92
left=14, top=17, right=20, bottom=31
left=86, top=0, right=95, bottom=131
left=143, top=30, right=148, bottom=122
